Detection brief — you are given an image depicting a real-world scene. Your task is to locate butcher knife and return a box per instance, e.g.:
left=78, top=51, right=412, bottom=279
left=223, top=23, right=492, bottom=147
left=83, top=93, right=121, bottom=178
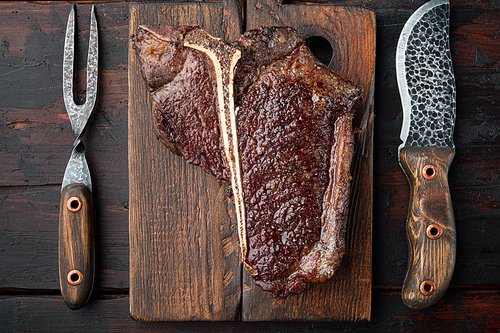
left=59, top=5, right=98, bottom=310
left=396, top=0, right=457, bottom=309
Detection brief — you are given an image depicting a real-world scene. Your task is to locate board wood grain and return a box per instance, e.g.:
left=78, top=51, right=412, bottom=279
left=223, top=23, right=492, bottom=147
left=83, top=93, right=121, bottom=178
left=128, top=0, right=375, bottom=322
left=242, top=0, right=375, bottom=321
left=128, top=2, right=242, bottom=321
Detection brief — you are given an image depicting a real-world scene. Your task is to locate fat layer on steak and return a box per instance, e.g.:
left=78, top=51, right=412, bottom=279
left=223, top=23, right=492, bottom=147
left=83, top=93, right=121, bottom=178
left=133, top=26, right=362, bottom=298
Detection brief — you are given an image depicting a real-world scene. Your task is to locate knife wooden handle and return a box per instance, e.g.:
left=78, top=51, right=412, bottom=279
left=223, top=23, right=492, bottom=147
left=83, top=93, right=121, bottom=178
left=58, top=183, right=95, bottom=309
left=399, top=146, right=456, bottom=309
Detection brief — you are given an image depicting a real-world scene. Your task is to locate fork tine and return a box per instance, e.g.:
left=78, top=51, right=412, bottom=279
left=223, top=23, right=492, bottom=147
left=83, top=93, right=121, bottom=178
left=62, top=4, right=75, bottom=111
left=62, top=5, right=99, bottom=138
left=84, top=5, right=98, bottom=111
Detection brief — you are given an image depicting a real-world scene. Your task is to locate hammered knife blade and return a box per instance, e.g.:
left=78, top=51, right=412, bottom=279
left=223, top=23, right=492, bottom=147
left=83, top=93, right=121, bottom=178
left=396, top=0, right=457, bottom=309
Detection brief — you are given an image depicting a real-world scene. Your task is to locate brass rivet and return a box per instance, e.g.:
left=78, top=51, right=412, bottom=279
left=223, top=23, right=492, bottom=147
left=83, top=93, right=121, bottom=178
left=426, top=224, right=443, bottom=240
left=67, top=270, right=83, bottom=286
left=420, top=280, right=436, bottom=296
left=422, top=165, right=437, bottom=179
left=67, top=197, right=82, bottom=212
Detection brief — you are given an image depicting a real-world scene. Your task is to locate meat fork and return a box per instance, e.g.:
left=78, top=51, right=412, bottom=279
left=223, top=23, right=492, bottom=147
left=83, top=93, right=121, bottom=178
left=58, top=5, right=98, bottom=310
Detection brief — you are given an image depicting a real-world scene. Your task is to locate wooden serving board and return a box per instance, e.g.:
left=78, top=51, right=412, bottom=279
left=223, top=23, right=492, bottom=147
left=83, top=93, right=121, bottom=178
left=128, top=0, right=375, bottom=322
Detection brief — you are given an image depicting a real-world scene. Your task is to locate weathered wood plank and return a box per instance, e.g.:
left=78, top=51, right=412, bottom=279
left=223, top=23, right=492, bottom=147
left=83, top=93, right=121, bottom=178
left=128, top=2, right=242, bottom=321
left=0, top=289, right=499, bottom=332
left=240, top=0, right=375, bottom=321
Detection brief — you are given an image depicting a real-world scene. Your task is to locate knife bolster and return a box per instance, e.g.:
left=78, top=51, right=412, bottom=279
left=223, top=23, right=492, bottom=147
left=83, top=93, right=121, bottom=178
left=399, top=146, right=456, bottom=309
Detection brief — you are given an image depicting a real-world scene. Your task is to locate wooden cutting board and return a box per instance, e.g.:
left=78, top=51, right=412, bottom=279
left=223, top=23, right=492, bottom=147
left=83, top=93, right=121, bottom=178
left=128, top=0, right=375, bottom=322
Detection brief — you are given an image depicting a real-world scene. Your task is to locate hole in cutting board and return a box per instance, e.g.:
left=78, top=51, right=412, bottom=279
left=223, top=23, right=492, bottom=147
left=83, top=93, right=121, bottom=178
left=305, top=36, right=333, bottom=66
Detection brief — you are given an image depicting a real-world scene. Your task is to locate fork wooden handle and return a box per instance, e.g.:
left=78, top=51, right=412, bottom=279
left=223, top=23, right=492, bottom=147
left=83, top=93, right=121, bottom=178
left=58, top=183, right=95, bottom=310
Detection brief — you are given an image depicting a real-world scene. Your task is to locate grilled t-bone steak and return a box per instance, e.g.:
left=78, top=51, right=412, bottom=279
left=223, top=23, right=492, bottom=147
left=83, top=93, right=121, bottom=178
left=133, top=26, right=362, bottom=298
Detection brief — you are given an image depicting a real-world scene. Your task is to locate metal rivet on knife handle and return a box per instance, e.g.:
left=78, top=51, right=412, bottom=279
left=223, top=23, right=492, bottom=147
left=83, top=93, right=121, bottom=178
left=426, top=224, right=442, bottom=240
left=67, top=269, right=83, bottom=286
left=422, top=164, right=437, bottom=179
left=420, top=280, right=436, bottom=296
left=67, top=196, right=82, bottom=212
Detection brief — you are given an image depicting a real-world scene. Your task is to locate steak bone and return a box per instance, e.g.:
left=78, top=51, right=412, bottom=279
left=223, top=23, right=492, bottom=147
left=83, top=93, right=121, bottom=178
left=183, top=29, right=257, bottom=276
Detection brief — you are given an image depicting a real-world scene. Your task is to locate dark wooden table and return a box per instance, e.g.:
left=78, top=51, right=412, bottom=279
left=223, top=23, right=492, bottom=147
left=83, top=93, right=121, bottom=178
left=1, top=1, right=499, bottom=332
